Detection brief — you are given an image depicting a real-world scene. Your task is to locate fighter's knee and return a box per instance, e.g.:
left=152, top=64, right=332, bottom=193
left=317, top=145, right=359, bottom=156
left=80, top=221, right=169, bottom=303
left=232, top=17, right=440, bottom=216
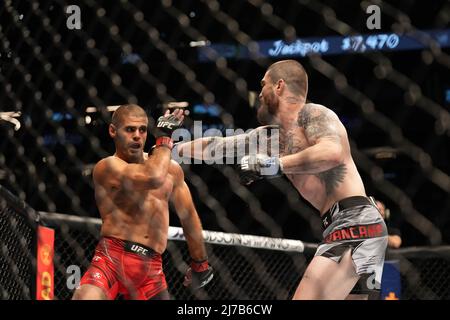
left=72, top=284, right=107, bottom=300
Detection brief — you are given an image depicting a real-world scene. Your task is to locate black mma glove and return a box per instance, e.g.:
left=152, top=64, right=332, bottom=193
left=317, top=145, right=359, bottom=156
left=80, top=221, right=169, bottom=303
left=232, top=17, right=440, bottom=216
left=183, top=259, right=214, bottom=290
left=239, top=154, right=284, bottom=185
left=153, top=111, right=184, bottom=150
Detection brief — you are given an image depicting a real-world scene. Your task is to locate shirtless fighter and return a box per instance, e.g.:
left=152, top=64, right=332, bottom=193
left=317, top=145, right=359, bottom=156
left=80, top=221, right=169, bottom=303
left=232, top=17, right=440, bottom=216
left=177, top=60, right=387, bottom=300
left=72, top=105, right=213, bottom=300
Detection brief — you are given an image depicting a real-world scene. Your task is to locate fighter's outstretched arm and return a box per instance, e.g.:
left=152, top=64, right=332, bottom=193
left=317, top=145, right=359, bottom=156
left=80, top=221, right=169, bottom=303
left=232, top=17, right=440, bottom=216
left=176, top=136, right=221, bottom=161
left=176, top=125, right=278, bottom=161
left=176, top=135, right=245, bottom=161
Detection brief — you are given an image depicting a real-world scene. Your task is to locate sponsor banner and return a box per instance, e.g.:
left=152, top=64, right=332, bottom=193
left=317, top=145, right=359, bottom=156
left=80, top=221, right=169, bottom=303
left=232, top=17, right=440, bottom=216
left=168, top=227, right=305, bottom=252
left=36, top=226, right=55, bottom=300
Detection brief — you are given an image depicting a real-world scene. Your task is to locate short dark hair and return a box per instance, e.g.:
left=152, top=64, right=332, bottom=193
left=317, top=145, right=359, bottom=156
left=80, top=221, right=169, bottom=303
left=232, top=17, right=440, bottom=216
left=267, top=60, right=308, bottom=99
left=111, top=104, right=147, bottom=126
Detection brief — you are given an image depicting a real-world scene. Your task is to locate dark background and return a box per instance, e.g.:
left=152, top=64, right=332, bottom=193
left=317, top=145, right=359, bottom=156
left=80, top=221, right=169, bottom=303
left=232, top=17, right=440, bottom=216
left=0, top=0, right=449, bottom=246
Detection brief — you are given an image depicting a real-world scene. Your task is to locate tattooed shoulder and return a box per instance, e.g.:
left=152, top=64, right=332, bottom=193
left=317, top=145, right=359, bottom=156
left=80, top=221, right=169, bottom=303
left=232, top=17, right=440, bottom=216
left=298, top=104, right=346, bottom=194
left=298, top=103, right=340, bottom=143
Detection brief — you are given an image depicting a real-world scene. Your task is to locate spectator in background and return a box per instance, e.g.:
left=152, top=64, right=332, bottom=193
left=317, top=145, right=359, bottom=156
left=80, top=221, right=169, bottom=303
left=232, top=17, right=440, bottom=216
left=375, top=200, right=402, bottom=249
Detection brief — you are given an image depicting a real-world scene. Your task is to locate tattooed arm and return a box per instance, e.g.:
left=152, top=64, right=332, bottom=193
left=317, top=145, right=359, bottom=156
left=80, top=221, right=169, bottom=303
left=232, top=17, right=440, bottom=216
left=176, top=135, right=247, bottom=161
left=279, top=104, right=344, bottom=175
left=176, top=136, right=223, bottom=160
left=176, top=126, right=278, bottom=160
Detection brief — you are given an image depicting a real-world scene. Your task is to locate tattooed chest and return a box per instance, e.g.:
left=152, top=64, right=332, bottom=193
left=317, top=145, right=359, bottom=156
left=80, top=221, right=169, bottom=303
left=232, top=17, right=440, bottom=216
left=280, top=129, right=309, bottom=156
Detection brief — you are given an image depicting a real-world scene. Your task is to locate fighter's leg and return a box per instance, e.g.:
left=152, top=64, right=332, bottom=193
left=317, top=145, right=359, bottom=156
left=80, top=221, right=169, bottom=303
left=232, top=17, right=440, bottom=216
left=148, top=289, right=171, bottom=300
left=345, top=293, right=368, bottom=300
left=72, top=264, right=119, bottom=300
left=72, top=284, right=108, bottom=300
left=293, top=248, right=360, bottom=300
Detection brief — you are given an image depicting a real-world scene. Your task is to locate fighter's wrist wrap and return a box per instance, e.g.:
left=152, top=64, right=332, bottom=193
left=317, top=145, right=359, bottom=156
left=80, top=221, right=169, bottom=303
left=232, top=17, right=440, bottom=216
left=191, top=258, right=209, bottom=273
left=154, top=136, right=174, bottom=150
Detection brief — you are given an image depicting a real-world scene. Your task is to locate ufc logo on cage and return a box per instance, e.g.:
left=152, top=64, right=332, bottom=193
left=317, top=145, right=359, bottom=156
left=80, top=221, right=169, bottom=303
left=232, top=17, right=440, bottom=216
left=366, top=5, right=381, bottom=30
left=66, top=5, right=81, bottom=30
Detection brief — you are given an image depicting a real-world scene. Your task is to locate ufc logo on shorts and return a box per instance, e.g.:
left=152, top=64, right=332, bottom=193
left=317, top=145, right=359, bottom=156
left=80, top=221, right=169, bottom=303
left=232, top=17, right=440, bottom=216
left=130, top=245, right=148, bottom=255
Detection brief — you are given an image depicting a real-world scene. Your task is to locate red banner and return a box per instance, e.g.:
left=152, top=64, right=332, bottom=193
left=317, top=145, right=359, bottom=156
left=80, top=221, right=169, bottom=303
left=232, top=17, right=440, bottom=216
left=36, top=226, right=55, bottom=300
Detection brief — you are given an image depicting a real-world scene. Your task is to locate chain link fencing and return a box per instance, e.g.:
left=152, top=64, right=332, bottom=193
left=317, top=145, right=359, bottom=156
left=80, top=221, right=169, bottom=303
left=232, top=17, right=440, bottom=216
left=387, top=247, right=450, bottom=300
left=39, top=211, right=311, bottom=300
left=2, top=187, right=450, bottom=300
left=0, top=185, right=37, bottom=300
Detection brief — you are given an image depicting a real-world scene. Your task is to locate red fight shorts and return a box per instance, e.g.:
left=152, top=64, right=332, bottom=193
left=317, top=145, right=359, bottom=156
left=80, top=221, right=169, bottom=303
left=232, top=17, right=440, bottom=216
left=79, top=237, right=169, bottom=300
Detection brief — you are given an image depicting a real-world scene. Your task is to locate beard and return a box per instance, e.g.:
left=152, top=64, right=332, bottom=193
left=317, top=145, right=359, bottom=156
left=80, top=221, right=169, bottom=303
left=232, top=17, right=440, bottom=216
left=257, top=92, right=278, bottom=125
left=257, top=106, right=273, bottom=125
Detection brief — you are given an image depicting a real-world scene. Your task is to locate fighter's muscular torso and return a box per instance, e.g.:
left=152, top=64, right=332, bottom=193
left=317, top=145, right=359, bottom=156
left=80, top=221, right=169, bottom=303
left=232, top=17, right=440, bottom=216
left=93, top=158, right=180, bottom=254
left=276, top=103, right=366, bottom=215
left=178, top=103, right=366, bottom=215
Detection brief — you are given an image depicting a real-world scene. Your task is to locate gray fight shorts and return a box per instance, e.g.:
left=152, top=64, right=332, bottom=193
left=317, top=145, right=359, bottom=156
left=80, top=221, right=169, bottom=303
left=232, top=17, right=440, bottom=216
left=316, top=196, right=388, bottom=298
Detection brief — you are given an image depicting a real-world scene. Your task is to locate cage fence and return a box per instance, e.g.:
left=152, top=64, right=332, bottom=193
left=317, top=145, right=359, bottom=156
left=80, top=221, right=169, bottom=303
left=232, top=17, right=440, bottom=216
left=1, top=187, right=450, bottom=300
